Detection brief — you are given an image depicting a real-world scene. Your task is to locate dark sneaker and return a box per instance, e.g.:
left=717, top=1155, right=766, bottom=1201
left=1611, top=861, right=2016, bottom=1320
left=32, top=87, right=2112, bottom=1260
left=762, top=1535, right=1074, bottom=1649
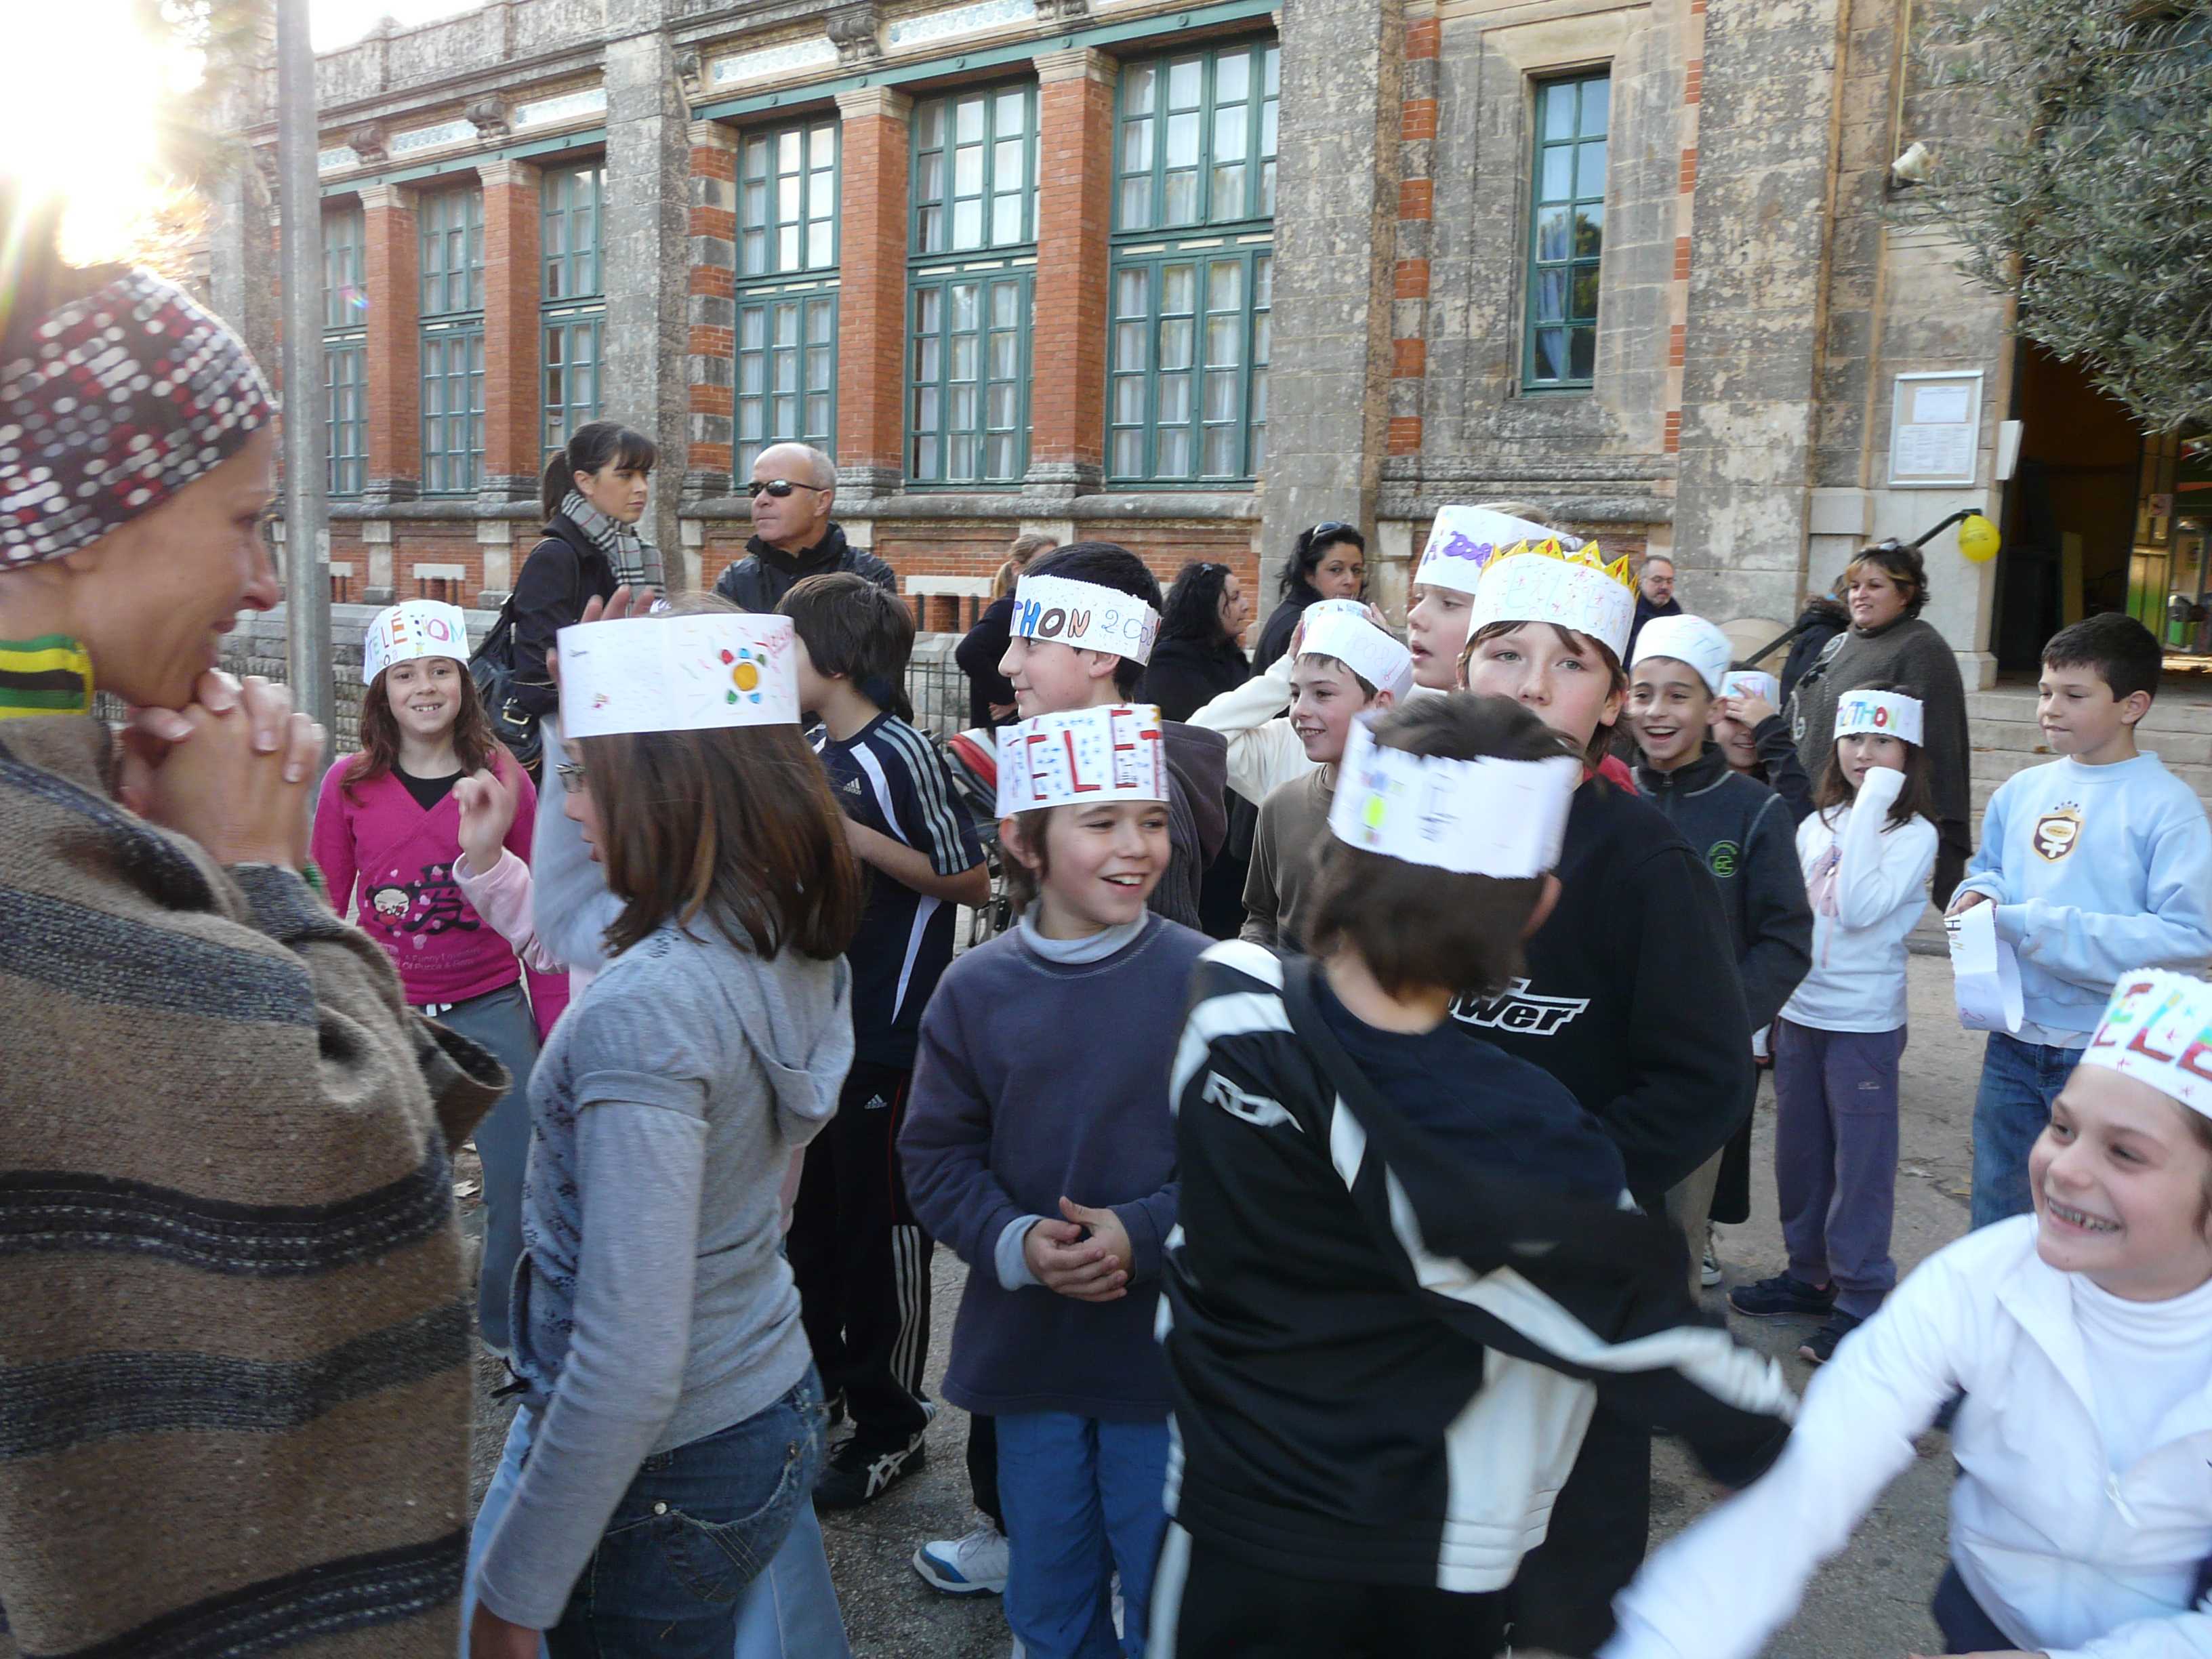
left=814, top=1432, right=927, bottom=1510
left=1728, top=1271, right=1837, bottom=1319
left=1799, top=1311, right=1862, bottom=1365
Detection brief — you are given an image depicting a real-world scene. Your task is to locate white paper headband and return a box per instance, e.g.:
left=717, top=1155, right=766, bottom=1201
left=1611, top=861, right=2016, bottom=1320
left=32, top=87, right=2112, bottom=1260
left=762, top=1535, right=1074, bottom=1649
left=363, top=600, right=470, bottom=685
left=2078, top=969, right=2212, bottom=1119
left=1721, top=670, right=1779, bottom=705
left=1012, top=574, right=1161, bottom=666
left=997, top=704, right=1167, bottom=815
left=1328, top=717, right=1582, bottom=877
left=1834, top=689, right=1924, bottom=747
left=1416, top=506, right=1581, bottom=597
left=557, top=613, right=800, bottom=737
left=1298, top=602, right=1414, bottom=699
left=1631, top=614, right=1734, bottom=696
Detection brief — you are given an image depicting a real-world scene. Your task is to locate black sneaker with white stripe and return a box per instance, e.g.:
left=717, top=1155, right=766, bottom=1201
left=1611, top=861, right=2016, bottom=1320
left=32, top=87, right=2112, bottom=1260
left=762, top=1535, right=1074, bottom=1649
left=814, top=1430, right=928, bottom=1510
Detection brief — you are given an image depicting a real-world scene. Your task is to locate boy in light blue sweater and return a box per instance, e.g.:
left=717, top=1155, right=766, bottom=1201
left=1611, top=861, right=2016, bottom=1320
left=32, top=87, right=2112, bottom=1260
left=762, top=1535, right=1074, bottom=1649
left=1948, top=613, right=2212, bottom=1225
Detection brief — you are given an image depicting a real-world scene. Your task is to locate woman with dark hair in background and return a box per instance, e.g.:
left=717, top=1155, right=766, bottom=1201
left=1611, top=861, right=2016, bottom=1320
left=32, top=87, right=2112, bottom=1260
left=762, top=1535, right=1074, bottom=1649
left=1145, top=561, right=1256, bottom=938
left=506, top=422, right=662, bottom=737
left=1252, top=522, right=1366, bottom=673
left=1787, top=541, right=1972, bottom=905
left=955, top=531, right=1059, bottom=729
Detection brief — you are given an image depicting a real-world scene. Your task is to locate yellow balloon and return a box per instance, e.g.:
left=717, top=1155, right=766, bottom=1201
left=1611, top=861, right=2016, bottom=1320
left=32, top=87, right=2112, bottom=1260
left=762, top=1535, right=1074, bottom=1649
left=1958, top=513, right=2001, bottom=563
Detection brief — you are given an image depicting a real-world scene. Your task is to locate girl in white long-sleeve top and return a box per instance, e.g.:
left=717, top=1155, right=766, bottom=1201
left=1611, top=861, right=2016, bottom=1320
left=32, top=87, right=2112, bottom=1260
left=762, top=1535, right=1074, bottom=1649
left=1604, top=967, right=2212, bottom=1659
left=1729, top=686, right=1938, bottom=1363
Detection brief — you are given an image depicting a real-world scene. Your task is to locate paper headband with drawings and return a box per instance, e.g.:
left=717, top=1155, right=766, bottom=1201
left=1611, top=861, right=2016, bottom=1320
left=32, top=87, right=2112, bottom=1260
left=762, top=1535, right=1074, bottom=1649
left=1327, top=717, right=1582, bottom=876
left=1297, top=601, right=1415, bottom=699
left=1721, top=670, right=1780, bottom=705
left=1011, top=574, right=1161, bottom=666
left=1415, top=506, right=1582, bottom=597
left=1465, top=541, right=1639, bottom=662
left=2078, top=969, right=2212, bottom=1120
left=1833, top=689, right=1924, bottom=747
left=363, top=600, right=470, bottom=685
left=556, top=613, right=800, bottom=737
left=996, top=704, right=1166, bottom=815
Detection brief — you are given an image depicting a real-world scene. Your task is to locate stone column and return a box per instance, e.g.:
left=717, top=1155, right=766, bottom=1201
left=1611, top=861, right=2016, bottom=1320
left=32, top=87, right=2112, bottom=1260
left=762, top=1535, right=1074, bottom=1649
left=834, top=86, right=915, bottom=499
left=1025, top=47, right=1117, bottom=498
left=359, top=182, right=421, bottom=508
left=205, top=157, right=281, bottom=381
left=600, top=27, right=697, bottom=587
left=477, top=158, right=543, bottom=506
left=686, top=119, right=741, bottom=500
left=1673, top=0, right=1848, bottom=626
left=1260, top=0, right=1403, bottom=598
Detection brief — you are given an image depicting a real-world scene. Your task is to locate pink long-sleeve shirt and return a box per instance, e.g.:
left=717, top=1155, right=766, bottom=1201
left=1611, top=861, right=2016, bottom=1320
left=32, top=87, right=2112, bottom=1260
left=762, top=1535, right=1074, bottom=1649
left=311, top=752, right=568, bottom=1033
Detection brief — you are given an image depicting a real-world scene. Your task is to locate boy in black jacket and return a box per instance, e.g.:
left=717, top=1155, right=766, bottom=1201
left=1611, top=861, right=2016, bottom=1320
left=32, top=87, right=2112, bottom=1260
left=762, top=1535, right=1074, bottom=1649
left=1156, top=696, right=1794, bottom=1658
left=1627, top=616, right=1814, bottom=1286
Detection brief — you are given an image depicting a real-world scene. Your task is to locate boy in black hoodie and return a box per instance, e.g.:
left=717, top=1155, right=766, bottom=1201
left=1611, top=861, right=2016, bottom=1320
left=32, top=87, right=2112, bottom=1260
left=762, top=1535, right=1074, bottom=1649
left=1156, top=695, right=1793, bottom=1658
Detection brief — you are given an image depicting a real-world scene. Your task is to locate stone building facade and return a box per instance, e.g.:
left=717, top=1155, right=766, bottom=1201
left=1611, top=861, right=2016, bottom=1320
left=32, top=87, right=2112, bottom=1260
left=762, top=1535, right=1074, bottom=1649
left=209, top=0, right=2088, bottom=678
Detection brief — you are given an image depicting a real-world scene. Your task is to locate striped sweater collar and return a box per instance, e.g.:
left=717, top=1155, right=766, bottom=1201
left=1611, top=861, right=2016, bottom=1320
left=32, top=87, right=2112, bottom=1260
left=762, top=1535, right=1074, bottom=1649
left=0, top=634, right=94, bottom=720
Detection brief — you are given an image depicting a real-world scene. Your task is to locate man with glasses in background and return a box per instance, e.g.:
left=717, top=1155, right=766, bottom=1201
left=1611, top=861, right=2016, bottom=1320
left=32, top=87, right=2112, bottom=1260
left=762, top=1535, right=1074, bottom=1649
left=714, top=442, right=898, bottom=613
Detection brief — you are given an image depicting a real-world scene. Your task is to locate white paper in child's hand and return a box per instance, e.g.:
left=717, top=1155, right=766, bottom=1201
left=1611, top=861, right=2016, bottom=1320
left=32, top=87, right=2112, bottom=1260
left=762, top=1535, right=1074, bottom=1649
left=557, top=613, right=800, bottom=737
left=1946, top=902, right=2023, bottom=1033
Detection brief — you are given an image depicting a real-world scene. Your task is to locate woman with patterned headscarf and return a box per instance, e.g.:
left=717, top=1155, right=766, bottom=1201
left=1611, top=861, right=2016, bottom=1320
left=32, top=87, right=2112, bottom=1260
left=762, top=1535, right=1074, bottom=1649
left=0, top=211, right=504, bottom=1656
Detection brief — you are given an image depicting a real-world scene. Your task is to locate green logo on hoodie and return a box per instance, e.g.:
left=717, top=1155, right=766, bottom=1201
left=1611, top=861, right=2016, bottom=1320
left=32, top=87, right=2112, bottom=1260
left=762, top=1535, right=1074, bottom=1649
left=1707, top=839, right=1740, bottom=880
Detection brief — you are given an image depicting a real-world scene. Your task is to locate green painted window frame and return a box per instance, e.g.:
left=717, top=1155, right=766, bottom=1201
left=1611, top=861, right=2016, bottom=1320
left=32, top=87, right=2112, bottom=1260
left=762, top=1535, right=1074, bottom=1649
left=1522, top=71, right=1609, bottom=392
left=417, top=186, right=485, bottom=319
left=910, top=83, right=1039, bottom=257
left=322, top=205, right=367, bottom=497
left=736, top=289, right=839, bottom=478
left=541, top=164, right=606, bottom=457
left=907, top=269, right=1033, bottom=486
left=1105, top=243, right=1272, bottom=485
left=542, top=314, right=602, bottom=458
left=421, top=326, right=485, bottom=496
left=739, top=119, right=840, bottom=278
left=1113, top=39, right=1279, bottom=233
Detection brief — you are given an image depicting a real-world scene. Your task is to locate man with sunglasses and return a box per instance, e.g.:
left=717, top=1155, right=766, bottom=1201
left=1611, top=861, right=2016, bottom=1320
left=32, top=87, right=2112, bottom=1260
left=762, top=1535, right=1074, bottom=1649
left=714, top=443, right=897, bottom=614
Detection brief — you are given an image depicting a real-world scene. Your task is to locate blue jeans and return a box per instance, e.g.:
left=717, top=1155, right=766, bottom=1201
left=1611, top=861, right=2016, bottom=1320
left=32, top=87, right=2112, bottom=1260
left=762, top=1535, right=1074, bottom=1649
left=1970, top=1032, right=2079, bottom=1229
left=997, top=1411, right=1171, bottom=1659
left=462, top=1371, right=844, bottom=1659
left=432, top=980, right=539, bottom=1352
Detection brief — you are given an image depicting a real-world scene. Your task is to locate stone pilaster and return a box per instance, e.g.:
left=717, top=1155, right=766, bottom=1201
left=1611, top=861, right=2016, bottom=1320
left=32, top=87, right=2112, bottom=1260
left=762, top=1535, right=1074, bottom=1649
left=1260, top=0, right=1403, bottom=596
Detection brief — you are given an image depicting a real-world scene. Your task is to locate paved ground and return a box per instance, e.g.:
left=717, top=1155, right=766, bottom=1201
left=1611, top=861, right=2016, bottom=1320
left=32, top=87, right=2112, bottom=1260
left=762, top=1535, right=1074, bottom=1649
left=465, top=948, right=1986, bottom=1658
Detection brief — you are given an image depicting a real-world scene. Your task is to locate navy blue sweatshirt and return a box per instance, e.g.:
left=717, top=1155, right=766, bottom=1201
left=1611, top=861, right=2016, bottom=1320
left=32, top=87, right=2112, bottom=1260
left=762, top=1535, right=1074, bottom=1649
left=900, top=912, right=1210, bottom=1421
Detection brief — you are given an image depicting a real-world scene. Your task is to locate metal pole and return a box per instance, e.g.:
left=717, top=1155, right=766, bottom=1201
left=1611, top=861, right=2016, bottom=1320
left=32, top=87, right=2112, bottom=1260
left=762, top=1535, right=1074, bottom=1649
left=274, top=0, right=332, bottom=743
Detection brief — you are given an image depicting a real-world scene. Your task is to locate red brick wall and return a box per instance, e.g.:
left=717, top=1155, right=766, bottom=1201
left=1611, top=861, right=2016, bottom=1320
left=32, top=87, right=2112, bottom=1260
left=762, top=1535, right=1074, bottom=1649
left=480, top=165, right=543, bottom=490
left=834, top=93, right=912, bottom=476
left=362, top=190, right=422, bottom=493
left=1031, top=56, right=1117, bottom=476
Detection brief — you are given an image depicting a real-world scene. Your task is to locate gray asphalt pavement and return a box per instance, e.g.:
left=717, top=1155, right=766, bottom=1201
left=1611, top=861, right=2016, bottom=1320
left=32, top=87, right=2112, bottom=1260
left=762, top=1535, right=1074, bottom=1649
left=466, top=950, right=1988, bottom=1658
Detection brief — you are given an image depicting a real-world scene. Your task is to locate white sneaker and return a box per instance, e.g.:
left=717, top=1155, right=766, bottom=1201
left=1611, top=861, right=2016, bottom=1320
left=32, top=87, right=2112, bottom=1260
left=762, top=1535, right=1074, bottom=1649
left=913, top=1518, right=1010, bottom=1595
left=1701, top=1226, right=1724, bottom=1288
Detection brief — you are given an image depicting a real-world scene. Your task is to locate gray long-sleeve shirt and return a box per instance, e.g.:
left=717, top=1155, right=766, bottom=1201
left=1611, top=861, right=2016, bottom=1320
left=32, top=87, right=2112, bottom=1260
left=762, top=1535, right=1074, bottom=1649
left=472, top=916, right=853, bottom=1629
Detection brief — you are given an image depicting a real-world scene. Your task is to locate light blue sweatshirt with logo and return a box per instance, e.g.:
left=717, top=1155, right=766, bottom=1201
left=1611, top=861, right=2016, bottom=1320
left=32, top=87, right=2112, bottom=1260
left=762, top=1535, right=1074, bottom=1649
left=1954, top=751, right=2212, bottom=1043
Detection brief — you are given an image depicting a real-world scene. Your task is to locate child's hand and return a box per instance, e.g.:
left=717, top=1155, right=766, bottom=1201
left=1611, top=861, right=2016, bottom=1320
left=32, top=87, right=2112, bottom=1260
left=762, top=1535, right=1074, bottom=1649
left=1946, top=889, right=1991, bottom=918
left=454, top=768, right=519, bottom=875
left=1060, top=1197, right=1134, bottom=1275
left=1024, top=1215, right=1128, bottom=1302
left=1725, top=692, right=1777, bottom=728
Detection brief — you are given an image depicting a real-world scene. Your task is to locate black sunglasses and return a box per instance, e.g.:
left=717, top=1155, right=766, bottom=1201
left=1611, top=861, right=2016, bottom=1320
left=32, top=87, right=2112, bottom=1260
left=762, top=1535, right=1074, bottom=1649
left=745, top=478, right=829, bottom=499
left=1309, top=520, right=1353, bottom=541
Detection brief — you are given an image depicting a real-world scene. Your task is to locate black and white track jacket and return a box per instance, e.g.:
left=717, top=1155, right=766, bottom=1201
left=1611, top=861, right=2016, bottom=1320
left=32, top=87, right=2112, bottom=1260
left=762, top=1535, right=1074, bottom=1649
left=1160, top=941, right=1796, bottom=1594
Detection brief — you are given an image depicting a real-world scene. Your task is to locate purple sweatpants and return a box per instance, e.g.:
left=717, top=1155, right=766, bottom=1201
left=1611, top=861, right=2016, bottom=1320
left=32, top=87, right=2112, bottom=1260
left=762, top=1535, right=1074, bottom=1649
left=1773, top=1019, right=1906, bottom=1320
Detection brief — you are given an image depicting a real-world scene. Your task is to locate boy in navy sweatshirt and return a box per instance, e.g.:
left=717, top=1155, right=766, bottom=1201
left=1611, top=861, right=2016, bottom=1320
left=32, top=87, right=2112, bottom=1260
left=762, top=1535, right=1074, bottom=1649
left=1156, top=695, right=1793, bottom=1658
left=1948, top=612, right=2212, bottom=1225
left=901, top=703, right=1209, bottom=1659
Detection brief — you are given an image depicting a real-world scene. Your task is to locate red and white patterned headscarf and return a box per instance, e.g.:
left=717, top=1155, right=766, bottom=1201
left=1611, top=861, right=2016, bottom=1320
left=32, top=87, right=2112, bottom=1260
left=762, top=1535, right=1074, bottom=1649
left=0, top=270, right=274, bottom=569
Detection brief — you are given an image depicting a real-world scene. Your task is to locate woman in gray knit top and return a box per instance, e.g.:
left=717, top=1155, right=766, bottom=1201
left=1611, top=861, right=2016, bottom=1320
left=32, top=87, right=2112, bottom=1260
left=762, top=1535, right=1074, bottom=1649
left=1788, top=541, right=1972, bottom=905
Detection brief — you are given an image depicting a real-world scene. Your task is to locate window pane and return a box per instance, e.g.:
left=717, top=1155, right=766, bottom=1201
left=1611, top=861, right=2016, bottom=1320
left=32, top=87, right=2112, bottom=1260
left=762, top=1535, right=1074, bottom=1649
left=1125, top=62, right=1155, bottom=114
left=1543, top=84, right=1576, bottom=142
left=1582, top=78, right=1610, bottom=136
left=1536, top=328, right=1570, bottom=380
left=779, top=226, right=800, bottom=268
left=1204, top=369, right=1237, bottom=421
left=951, top=283, right=980, bottom=332
left=1217, top=49, right=1250, bottom=103
left=919, top=101, right=945, bottom=147
left=1162, top=264, right=1196, bottom=314
left=1571, top=266, right=1601, bottom=322
left=1158, top=426, right=1191, bottom=475
left=920, top=154, right=945, bottom=201
left=1541, top=146, right=1573, bottom=202
left=1122, top=119, right=1152, bottom=171
left=1165, top=171, right=1197, bottom=222
left=1115, top=320, right=1147, bottom=368
left=956, top=97, right=984, bottom=143
left=1537, top=268, right=1568, bottom=323
left=808, top=222, right=832, bottom=267
left=1203, top=424, right=1236, bottom=475
left=1113, top=430, right=1144, bottom=474
left=1168, top=58, right=1202, bottom=107
left=955, top=145, right=984, bottom=196
left=1575, top=203, right=1604, bottom=255
left=994, top=89, right=1025, bottom=134
left=1166, top=110, right=1201, bottom=168
left=1570, top=326, right=1595, bottom=380
left=1114, top=377, right=1146, bottom=424
left=1158, top=373, right=1191, bottom=423
left=991, top=281, right=1020, bottom=328
left=1120, top=178, right=1151, bottom=227
left=1208, top=259, right=1244, bottom=310
left=953, top=199, right=983, bottom=247
left=992, top=192, right=1023, bottom=245
left=1206, top=316, right=1242, bottom=367
left=1577, top=139, right=1607, bottom=198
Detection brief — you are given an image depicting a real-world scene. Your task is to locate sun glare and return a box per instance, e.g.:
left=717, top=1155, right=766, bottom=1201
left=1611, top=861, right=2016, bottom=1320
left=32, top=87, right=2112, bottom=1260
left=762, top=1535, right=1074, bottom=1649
left=3, top=0, right=207, bottom=267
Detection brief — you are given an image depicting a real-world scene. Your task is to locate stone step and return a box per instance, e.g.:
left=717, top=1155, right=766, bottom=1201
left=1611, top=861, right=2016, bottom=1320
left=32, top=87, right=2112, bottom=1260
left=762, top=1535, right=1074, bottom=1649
left=1966, top=685, right=2212, bottom=737
left=1968, top=714, right=2212, bottom=768
left=1968, top=744, right=2212, bottom=796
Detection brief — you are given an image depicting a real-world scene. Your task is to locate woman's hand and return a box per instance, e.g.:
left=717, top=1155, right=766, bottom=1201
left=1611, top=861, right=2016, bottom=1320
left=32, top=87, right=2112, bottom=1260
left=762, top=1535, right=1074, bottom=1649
left=468, top=1603, right=544, bottom=1659
left=546, top=585, right=649, bottom=689
left=455, top=768, right=520, bottom=875
left=130, top=678, right=323, bottom=868
left=120, top=669, right=319, bottom=813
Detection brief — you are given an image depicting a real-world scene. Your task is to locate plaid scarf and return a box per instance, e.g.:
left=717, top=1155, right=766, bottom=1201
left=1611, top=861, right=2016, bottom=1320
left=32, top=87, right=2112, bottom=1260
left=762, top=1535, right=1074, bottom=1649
left=0, top=634, right=92, bottom=720
left=560, top=489, right=664, bottom=596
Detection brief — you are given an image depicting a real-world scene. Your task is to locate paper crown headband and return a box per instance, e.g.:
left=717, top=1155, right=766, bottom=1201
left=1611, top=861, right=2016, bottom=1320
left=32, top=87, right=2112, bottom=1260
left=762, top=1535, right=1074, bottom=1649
left=1631, top=614, right=1734, bottom=696
left=1834, top=689, right=1924, bottom=747
left=1416, top=506, right=1582, bottom=598
left=997, top=703, right=1166, bottom=815
left=1328, top=716, right=1582, bottom=877
left=1466, top=539, right=1639, bottom=661
left=2078, top=970, right=2212, bottom=1120
left=363, top=600, right=470, bottom=685
left=1298, top=600, right=1415, bottom=699
left=1011, top=574, right=1160, bottom=666
left=1722, top=670, right=1780, bottom=705
left=557, top=612, right=800, bottom=738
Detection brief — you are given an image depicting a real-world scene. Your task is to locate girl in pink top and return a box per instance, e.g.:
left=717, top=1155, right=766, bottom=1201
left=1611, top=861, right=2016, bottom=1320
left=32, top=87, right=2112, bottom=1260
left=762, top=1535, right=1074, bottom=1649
left=312, top=600, right=566, bottom=1355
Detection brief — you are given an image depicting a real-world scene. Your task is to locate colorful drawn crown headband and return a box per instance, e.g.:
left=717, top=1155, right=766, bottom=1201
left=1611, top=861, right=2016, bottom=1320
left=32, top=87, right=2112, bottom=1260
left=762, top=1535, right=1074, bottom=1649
left=1415, top=506, right=1583, bottom=597
left=997, top=703, right=1166, bottom=815
left=1328, top=716, right=1582, bottom=876
left=557, top=613, right=799, bottom=737
left=1834, top=689, right=1923, bottom=747
left=1011, top=574, right=1161, bottom=665
left=364, top=600, right=470, bottom=685
left=2078, top=970, right=2212, bottom=1120
left=1465, top=539, right=1639, bottom=661
left=1, top=271, right=275, bottom=569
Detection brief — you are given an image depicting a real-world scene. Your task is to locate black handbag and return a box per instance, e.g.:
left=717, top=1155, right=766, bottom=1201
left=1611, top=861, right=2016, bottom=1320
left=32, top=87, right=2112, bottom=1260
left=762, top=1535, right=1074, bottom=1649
left=468, top=592, right=544, bottom=771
